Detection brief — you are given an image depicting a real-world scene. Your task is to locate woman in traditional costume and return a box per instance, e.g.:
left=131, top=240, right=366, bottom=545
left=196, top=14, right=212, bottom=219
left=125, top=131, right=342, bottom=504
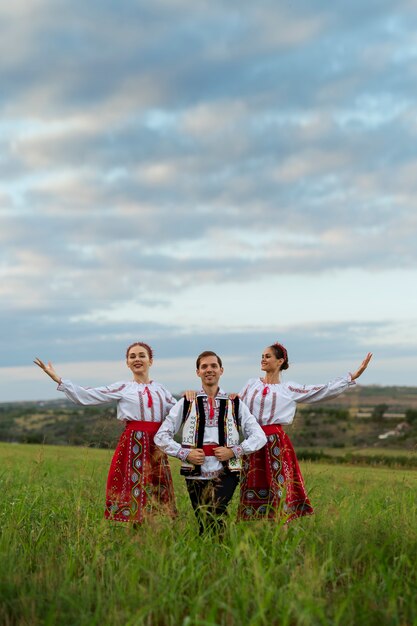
left=237, top=344, right=372, bottom=523
left=34, top=342, right=177, bottom=524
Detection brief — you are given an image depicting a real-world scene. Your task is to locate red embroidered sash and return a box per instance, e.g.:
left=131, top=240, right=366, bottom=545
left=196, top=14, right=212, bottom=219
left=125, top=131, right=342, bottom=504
left=202, top=444, right=218, bottom=456
left=261, top=424, right=282, bottom=435
left=124, top=420, right=160, bottom=434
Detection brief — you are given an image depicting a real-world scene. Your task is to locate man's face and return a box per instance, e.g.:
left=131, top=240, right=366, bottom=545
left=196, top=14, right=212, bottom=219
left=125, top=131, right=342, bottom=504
left=196, top=355, right=223, bottom=388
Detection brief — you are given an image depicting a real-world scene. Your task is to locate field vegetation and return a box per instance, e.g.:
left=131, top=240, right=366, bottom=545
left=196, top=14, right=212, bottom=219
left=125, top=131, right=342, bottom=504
left=1, top=442, right=416, bottom=626
left=2, top=384, right=417, bottom=453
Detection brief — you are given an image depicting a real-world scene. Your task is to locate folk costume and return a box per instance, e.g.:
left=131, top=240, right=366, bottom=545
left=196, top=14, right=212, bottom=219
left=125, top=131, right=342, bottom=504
left=238, top=374, right=356, bottom=523
left=57, top=379, right=177, bottom=523
left=154, top=389, right=266, bottom=534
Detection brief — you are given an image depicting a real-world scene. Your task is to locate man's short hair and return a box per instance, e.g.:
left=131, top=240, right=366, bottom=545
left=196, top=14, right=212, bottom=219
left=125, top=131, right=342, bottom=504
left=196, top=351, right=223, bottom=369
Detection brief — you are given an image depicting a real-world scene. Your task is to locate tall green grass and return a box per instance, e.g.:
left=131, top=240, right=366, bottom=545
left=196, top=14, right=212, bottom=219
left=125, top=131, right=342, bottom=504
left=1, top=442, right=416, bottom=626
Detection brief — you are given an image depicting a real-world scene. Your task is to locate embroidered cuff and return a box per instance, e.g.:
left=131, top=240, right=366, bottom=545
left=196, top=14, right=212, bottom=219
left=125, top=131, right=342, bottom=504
left=232, top=445, right=244, bottom=459
left=347, top=373, right=356, bottom=386
left=177, top=447, right=191, bottom=461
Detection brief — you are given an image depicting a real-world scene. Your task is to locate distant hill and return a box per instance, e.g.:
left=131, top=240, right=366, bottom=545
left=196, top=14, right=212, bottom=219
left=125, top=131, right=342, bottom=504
left=1, top=385, right=417, bottom=450
left=0, top=398, right=122, bottom=447
left=322, top=384, right=417, bottom=411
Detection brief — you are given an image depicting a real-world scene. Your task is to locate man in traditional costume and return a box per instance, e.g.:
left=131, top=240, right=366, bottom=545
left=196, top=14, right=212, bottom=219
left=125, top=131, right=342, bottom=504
left=154, top=350, right=266, bottom=534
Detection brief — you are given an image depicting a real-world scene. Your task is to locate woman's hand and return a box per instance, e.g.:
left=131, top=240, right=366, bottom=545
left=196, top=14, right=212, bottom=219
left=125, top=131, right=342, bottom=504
left=351, top=352, right=373, bottom=380
left=33, top=358, right=61, bottom=384
left=183, top=390, right=197, bottom=402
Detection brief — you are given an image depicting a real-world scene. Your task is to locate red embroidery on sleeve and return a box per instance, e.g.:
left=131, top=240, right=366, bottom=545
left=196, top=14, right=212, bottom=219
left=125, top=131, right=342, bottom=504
left=85, top=384, right=126, bottom=393
left=288, top=385, right=323, bottom=394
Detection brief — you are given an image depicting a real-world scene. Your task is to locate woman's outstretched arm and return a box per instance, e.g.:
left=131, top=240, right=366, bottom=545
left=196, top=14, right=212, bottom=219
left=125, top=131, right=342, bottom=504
left=34, top=357, right=124, bottom=405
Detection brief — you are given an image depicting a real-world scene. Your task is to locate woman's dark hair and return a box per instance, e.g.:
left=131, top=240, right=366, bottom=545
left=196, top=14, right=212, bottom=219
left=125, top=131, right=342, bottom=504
left=270, top=343, right=289, bottom=370
left=196, top=350, right=223, bottom=369
left=126, top=342, right=154, bottom=360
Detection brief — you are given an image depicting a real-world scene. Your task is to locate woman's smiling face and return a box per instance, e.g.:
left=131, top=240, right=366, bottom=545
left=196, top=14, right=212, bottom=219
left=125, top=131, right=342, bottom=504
left=261, top=347, right=284, bottom=372
left=126, top=345, right=153, bottom=376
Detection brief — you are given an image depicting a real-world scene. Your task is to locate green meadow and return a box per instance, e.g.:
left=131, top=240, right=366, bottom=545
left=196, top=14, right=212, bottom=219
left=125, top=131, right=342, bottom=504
left=1, top=442, right=416, bottom=626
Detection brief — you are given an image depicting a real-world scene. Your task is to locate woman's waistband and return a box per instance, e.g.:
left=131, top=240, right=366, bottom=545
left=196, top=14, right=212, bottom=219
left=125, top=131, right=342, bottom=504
left=124, top=420, right=160, bottom=434
left=261, top=424, right=284, bottom=435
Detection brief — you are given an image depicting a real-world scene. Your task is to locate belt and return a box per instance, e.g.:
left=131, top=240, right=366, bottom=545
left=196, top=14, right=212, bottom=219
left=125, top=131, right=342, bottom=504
left=124, top=420, right=160, bottom=434
left=261, top=424, right=283, bottom=435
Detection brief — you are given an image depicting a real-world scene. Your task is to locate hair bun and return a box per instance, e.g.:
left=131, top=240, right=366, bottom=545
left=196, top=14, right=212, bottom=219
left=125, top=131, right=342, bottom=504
left=272, top=342, right=289, bottom=368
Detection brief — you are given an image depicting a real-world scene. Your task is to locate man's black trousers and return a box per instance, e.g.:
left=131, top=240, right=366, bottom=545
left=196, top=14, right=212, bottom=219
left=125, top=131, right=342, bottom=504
left=185, top=472, right=240, bottom=535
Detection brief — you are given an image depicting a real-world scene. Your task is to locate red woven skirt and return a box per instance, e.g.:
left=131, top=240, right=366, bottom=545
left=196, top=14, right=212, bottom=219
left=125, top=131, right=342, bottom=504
left=238, top=424, right=313, bottom=523
left=105, top=420, right=177, bottom=523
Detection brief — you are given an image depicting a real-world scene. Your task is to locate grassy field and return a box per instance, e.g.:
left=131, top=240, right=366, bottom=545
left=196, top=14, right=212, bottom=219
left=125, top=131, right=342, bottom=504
left=1, top=443, right=416, bottom=626
left=296, top=446, right=417, bottom=469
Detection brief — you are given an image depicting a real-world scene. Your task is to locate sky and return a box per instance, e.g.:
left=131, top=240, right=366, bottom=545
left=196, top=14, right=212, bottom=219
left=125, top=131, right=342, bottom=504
left=1, top=0, right=417, bottom=401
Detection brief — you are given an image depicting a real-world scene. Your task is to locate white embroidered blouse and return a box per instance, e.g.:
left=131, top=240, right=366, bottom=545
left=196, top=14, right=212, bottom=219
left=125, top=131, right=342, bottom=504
left=154, top=388, right=267, bottom=479
left=57, top=379, right=176, bottom=422
left=239, top=374, right=355, bottom=426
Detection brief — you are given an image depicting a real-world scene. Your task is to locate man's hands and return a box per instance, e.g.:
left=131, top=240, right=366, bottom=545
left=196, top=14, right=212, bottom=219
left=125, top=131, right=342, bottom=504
left=213, top=446, right=235, bottom=462
left=187, top=449, right=205, bottom=465
left=186, top=446, right=234, bottom=465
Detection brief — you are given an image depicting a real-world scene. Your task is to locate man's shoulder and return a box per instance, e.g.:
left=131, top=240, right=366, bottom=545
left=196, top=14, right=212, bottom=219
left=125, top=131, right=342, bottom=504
left=195, top=390, right=229, bottom=400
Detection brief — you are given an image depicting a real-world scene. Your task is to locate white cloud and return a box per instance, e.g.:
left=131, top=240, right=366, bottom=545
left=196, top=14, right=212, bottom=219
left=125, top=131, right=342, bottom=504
left=1, top=0, right=417, bottom=398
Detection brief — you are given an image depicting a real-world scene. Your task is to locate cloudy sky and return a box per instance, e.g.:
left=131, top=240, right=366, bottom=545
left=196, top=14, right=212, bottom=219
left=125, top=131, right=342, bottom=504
left=1, top=0, right=417, bottom=401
